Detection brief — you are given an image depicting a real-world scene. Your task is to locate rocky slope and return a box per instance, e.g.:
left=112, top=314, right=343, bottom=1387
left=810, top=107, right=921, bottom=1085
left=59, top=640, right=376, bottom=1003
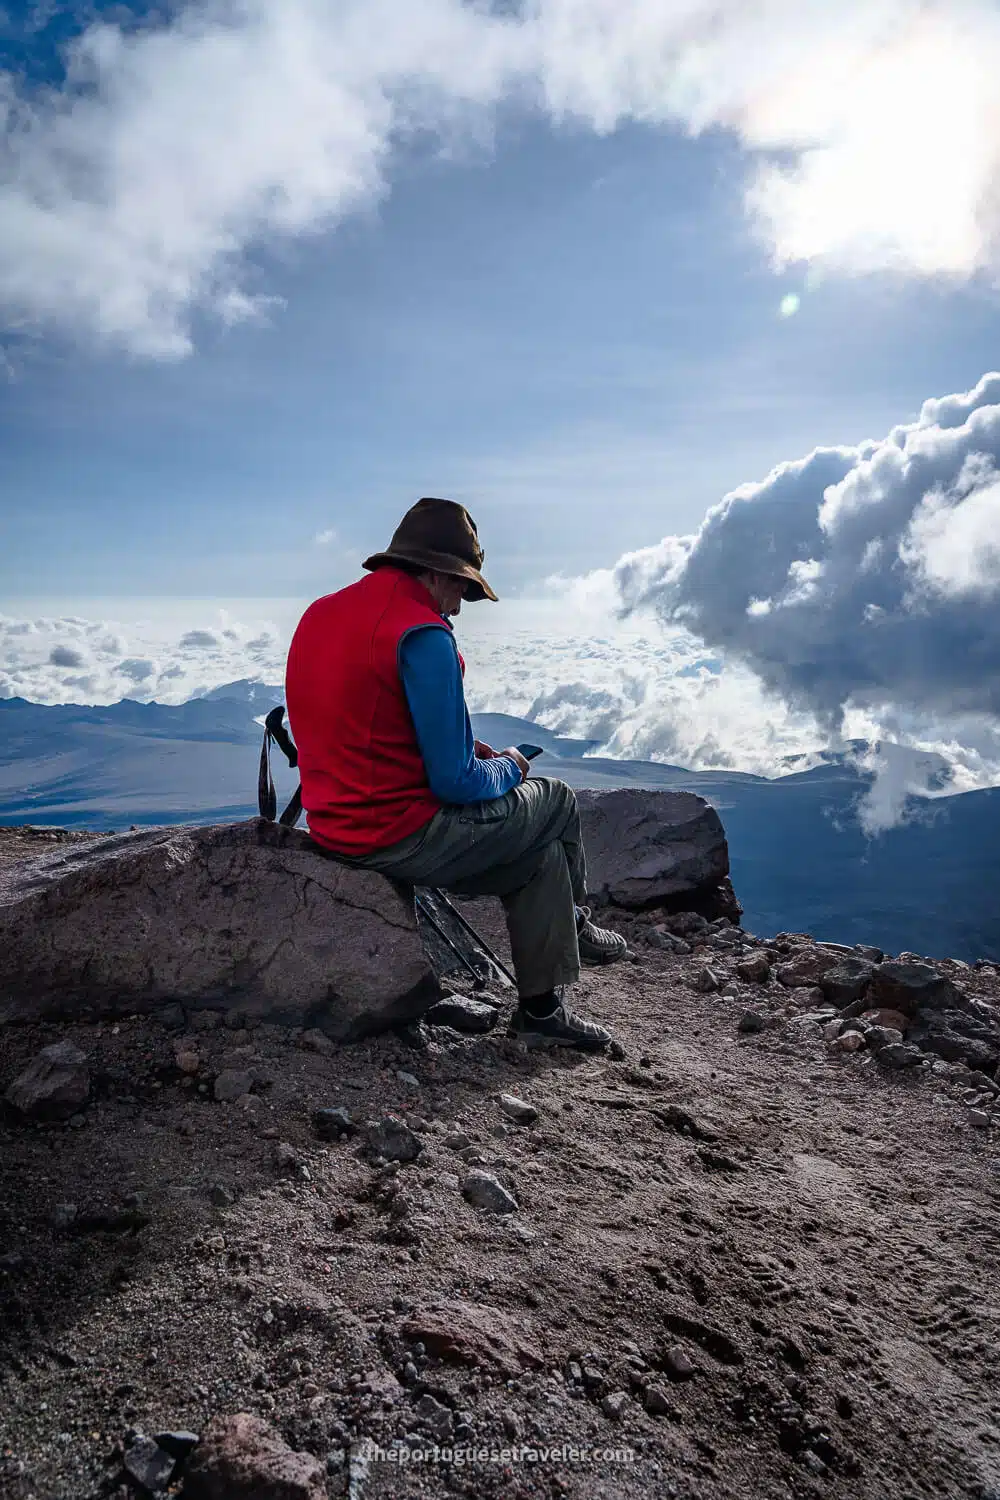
left=1, top=828, right=999, bottom=1500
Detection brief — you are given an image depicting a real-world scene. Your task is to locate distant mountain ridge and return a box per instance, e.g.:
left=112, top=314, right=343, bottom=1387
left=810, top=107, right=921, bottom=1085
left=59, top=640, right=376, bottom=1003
left=2, top=682, right=998, bottom=962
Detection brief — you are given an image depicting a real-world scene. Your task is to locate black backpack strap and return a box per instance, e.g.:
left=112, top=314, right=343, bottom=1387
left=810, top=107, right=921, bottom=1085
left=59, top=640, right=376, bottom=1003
left=258, top=706, right=302, bottom=827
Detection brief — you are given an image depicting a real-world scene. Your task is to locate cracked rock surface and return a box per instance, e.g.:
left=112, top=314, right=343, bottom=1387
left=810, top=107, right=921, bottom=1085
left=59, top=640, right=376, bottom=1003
left=0, top=820, right=439, bottom=1039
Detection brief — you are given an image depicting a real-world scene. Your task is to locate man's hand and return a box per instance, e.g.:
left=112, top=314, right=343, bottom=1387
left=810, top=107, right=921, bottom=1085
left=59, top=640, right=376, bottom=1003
left=501, top=746, right=531, bottom=782
left=474, top=739, right=498, bottom=759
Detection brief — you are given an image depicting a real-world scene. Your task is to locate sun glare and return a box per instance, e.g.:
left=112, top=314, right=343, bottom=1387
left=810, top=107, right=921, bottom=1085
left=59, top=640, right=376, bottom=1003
left=750, top=19, right=999, bottom=277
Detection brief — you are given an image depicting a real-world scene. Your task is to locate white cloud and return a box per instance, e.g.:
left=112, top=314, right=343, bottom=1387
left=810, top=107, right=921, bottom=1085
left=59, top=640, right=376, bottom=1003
left=3, top=0, right=1000, bottom=355
left=0, top=605, right=288, bottom=704
left=901, top=473, right=1000, bottom=599
left=547, top=370, right=1000, bottom=824
left=607, top=371, right=1000, bottom=727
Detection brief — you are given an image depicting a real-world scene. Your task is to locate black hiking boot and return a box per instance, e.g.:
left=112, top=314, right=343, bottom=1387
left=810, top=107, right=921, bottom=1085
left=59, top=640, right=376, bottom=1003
left=508, top=997, right=614, bottom=1052
left=576, top=906, right=629, bottom=966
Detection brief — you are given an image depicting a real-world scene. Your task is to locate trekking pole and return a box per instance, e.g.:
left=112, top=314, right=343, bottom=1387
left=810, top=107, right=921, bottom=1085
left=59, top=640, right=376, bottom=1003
left=429, top=887, right=516, bottom=989
left=414, top=890, right=487, bottom=988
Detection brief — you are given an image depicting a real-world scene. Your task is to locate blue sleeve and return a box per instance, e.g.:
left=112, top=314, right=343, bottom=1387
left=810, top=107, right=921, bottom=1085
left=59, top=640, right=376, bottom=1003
left=399, top=626, right=522, bottom=805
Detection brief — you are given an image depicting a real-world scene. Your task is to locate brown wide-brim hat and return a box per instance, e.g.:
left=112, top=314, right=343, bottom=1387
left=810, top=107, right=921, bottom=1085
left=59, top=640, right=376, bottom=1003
left=362, top=497, right=498, bottom=602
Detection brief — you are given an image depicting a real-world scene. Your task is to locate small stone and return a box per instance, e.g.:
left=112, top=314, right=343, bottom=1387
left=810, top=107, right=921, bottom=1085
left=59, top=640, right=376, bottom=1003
left=832, top=1030, right=866, bottom=1053
left=692, top=966, right=720, bottom=993
left=866, top=1025, right=904, bottom=1052
left=273, top=1141, right=301, bottom=1173
left=738, top=1010, right=768, bottom=1035
left=175, top=1049, right=200, bottom=1076
left=443, top=1131, right=472, bottom=1152
left=415, top=1393, right=454, bottom=1442
left=312, top=1106, right=356, bottom=1141
left=968, top=1109, right=991, bottom=1128
left=153, top=1431, right=200, bottom=1461
left=50, top=1202, right=78, bottom=1231
left=423, top=995, right=499, bottom=1033
left=300, top=1028, right=335, bottom=1057
left=158, top=1003, right=187, bottom=1032
left=601, top=1391, right=629, bottom=1421
left=209, top=1183, right=235, bottom=1207
left=817, top=958, right=875, bottom=1007
left=124, top=1434, right=176, bottom=1493
left=876, top=1043, right=924, bottom=1069
left=462, top=1170, right=518, bottom=1214
left=213, top=1069, right=253, bottom=1103
left=645, top=1385, right=676, bottom=1416
left=396, top=1070, right=420, bottom=1086
left=501, top=1410, right=522, bottom=1439
left=859, top=1007, right=910, bottom=1032
left=662, top=1346, right=696, bottom=1381
left=776, top=947, right=841, bottom=989
left=365, top=1115, right=422, bottom=1163
left=5, top=1041, right=90, bottom=1120
left=735, top=953, right=771, bottom=984
left=822, top=1019, right=845, bottom=1041
left=499, top=1094, right=538, bottom=1126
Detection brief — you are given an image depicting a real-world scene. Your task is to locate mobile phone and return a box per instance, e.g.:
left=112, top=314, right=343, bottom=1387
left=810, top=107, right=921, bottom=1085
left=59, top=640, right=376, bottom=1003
left=516, top=743, right=544, bottom=761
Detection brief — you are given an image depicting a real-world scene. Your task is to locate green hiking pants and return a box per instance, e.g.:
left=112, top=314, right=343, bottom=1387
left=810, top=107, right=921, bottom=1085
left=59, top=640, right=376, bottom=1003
left=344, top=776, right=587, bottom=999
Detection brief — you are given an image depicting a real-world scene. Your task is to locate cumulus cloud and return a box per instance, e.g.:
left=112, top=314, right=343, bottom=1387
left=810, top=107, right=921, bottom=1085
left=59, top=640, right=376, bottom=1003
left=612, top=371, right=1000, bottom=728
left=581, top=371, right=1000, bottom=826
left=48, top=644, right=87, bottom=668
left=3, top=0, right=1000, bottom=355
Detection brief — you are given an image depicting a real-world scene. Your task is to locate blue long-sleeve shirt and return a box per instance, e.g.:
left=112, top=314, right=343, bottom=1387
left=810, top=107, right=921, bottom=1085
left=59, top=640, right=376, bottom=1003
left=399, top=624, right=522, bottom=805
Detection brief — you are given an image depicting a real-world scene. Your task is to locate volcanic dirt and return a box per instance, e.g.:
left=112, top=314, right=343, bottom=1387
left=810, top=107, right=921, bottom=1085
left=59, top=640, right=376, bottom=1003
left=1, top=826, right=999, bottom=1500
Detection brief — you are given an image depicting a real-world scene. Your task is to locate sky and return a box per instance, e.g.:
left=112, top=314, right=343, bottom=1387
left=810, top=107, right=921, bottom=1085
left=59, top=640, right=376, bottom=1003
left=3, top=0, right=1000, bottom=825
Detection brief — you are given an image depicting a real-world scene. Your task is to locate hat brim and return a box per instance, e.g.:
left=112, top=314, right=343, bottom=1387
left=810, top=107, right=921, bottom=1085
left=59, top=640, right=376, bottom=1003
left=362, top=548, right=498, bottom=602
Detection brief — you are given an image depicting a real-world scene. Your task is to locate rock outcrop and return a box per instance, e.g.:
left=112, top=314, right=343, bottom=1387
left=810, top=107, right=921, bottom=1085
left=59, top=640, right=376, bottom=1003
left=0, top=820, right=439, bottom=1038
left=0, top=789, right=734, bottom=1034
left=576, top=788, right=730, bottom=910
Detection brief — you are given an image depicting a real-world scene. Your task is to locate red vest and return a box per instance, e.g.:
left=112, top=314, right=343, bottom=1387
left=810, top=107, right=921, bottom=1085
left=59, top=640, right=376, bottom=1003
left=285, top=567, right=453, bottom=855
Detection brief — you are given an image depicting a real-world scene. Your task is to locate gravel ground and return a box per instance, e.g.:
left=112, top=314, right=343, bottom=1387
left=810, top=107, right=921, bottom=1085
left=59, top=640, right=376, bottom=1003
left=1, top=827, right=999, bottom=1500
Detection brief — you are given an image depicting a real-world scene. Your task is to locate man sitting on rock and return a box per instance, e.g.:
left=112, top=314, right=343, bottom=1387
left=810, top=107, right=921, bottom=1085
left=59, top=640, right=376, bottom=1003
left=285, top=497, right=627, bottom=1051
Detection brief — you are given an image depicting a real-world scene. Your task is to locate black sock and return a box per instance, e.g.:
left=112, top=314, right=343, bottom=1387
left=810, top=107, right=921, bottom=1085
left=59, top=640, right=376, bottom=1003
left=520, top=989, right=560, bottom=1019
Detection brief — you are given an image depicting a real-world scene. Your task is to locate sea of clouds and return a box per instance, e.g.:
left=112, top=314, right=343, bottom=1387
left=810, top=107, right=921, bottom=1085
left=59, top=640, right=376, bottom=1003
left=6, top=363, right=1000, bottom=841
left=6, top=372, right=1000, bottom=832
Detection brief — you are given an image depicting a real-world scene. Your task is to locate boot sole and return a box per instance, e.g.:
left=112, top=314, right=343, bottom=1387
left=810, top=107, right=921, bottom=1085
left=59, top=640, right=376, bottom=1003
left=579, top=946, right=629, bottom=966
left=507, top=1028, right=611, bottom=1051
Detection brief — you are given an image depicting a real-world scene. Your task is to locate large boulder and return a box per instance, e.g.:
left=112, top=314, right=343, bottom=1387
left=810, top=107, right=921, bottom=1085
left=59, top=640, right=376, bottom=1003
left=867, top=961, right=964, bottom=1018
left=0, top=819, right=440, bottom=1038
left=576, top=788, right=729, bottom=910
